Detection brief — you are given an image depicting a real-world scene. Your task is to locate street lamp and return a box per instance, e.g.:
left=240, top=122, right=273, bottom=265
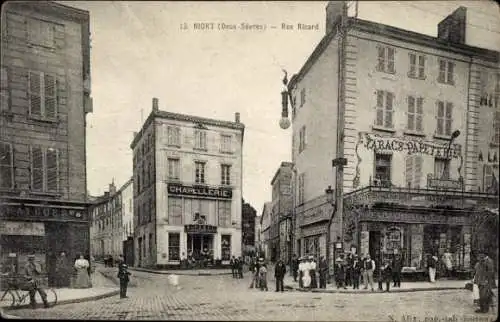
left=441, top=130, right=460, bottom=179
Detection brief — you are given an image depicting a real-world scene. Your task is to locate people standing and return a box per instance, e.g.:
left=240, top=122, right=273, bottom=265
left=334, top=258, right=346, bottom=289
left=117, top=262, right=131, bottom=299
left=309, top=256, right=318, bottom=289
left=291, top=254, right=299, bottom=282
left=473, top=250, right=496, bottom=313
left=345, top=253, right=353, bottom=287
left=24, top=254, right=49, bottom=309
left=55, top=251, right=71, bottom=288
left=258, top=259, right=268, bottom=291
left=302, top=257, right=311, bottom=288
left=362, top=254, right=375, bottom=291
left=428, top=254, right=438, bottom=283
left=298, top=257, right=305, bottom=288
left=318, top=256, right=328, bottom=289
left=230, top=256, right=236, bottom=278
left=249, top=258, right=260, bottom=289
left=237, top=256, right=244, bottom=279
left=351, top=255, right=361, bottom=290
left=391, top=253, right=402, bottom=288
left=380, top=259, right=392, bottom=292
left=74, top=254, right=91, bottom=288
left=442, top=250, right=453, bottom=279
left=274, top=259, right=286, bottom=292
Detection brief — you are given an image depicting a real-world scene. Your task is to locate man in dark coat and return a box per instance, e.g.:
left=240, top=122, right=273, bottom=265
left=380, top=259, right=393, bottom=292
left=291, top=254, right=299, bottom=282
left=351, top=255, right=361, bottom=289
left=334, top=258, right=347, bottom=289
left=55, top=251, right=71, bottom=288
left=391, top=254, right=402, bottom=287
left=473, top=250, right=496, bottom=313
left=274, top=259, right=286, bottom=292
left=318, top=256, right=328, bottom=289
left=237, top=256, right=244, bottom=279
left=24, top=254, right=49, bottom=309
left=117, top=262, right=131, bottom=299
left=230, top=256, right=236, bottom=278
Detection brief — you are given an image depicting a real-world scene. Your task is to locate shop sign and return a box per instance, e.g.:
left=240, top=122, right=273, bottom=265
left=0, top=221, right=45, bottom=236
left=0, top=204, right=87, bottom=221
left=184, top=224, right=217, bottom=234
left=363, top=211, right=467, bottom=225
left=362, top=133, right=462, bottom=158
left=168, top=184, right=232, bottom=199
left=427, top=176, right=463, bottom=190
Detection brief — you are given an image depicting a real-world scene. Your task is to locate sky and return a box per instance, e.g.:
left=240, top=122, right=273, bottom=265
left=57, top=0, right=500, bottom=215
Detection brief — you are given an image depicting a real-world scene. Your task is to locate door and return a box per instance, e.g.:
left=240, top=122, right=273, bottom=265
left=369, top=231, right=382, bottom=264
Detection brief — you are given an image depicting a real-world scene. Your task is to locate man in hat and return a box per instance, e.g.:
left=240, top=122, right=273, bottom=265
left=351, top=255, right=361, bottom=289
left=291, top=254, right=299, bottom=282
left=298, top=257, right=305, bottom=288
left=309, top=256, right=317, bottom=289
left=23, top=254, right=49, bottom=309
left=249, top=257, right=260, bottom=289
left=473, top=250, right=495, bottom=313
left=334, top=257, right=346, bottom=289
left=117, top=261, right=131, bottom=298
left=362, top=254, right=375, bottom=291
left=318, top=256, right=328, bottom=289
left=274, top=259, right=286, bottom=292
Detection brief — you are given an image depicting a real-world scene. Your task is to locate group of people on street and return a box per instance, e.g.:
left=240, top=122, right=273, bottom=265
left=230, top=256, right=244, bottom=279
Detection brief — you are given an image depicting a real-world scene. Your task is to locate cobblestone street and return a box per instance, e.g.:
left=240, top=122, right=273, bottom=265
left=7, top=269, right=498, bottom=321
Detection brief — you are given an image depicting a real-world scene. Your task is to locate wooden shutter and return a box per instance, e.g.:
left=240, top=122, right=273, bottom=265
left=46, top=148, right=58, bottom=191
left=385, top=92, right=393, bottom=128
left=405, top=155, right=413, bottom=187
left=29, top=71, right=42, bottom=116
left=387, top=47, right=395, bottom=73
left=416, top=98, right=424, bottom=132
left=44, top=74, right=57, bottom=118
left=438, top=60, right=446, bottom=83
left=445, top=102, right=453, bottom=136
left=408, top=54, right=416, bottom=77
left=418, top=55, right=425, bottom=79
left=407, top=96, right=415, bottom=130
left=31, top=146, right=44, bottom=191
left=0, top=142, right=13, bottom=189
left=414, top=156, right=422, bottom=188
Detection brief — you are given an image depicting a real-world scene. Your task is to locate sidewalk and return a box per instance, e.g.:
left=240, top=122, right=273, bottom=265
left=1, top=269, right=119, bottom=311
left=98, top=261, right=232, bottom=276
left=283, top=274, right=499, bottom=294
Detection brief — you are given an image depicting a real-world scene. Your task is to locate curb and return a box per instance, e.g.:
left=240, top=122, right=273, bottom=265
left=127, top=267, right=232, bottom=276
left=286, top=285, right=469, bottom=294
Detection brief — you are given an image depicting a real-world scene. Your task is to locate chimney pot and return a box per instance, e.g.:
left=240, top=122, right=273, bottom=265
left=235, top=112, right=240, bottom=123
left=152, top=97, right=159, bottom=112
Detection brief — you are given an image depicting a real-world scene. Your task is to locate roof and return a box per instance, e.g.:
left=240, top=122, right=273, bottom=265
left=270, top=162, right=294, bottom=186
left=289, top=16, right=499, bottom=89
left=118, top=177, right=133, bottom=193
left=131, top=109, right=245, bottom=149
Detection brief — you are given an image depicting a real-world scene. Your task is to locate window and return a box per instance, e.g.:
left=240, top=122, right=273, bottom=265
left=374, top=153, right=392, bottom=186
left=298, top=173, right=305, bottom=205
left=436, top=101, right=453, bottom=136
left=195, top=161, right=206, bottom=184
left=218, top=200, right=231, bottom=227
left=375, top=90, right=394, bottom=128
left=483, top=164, right=498, bottom=193
left=28, top=18, right=55, bottom=48
left=168, top=233, right=180, bottom=261
left=221, top=164, right=231, bottom=185
left=377, top=46, right=395, bottom=74
left=493, top=111, right=500, bottom=145
left=167, top=126, right=180, bottom=146
left=194, top=130, right=207, bottom=150
left=300, top=88, right=306, bottom=107
left=167, top=158, right=180, bottom=180
left=168, top=198, right=182, bottom=225
left=438, top=60, right=455, bottom=85
left=407, top=96, right=424, bottom=132
left=408, top=53, right=425, bottom=79
left=434, top=158, right=450, bottom=180
left=30, top=146, right=59, bottom=192
left=405, top=155, right=422, bottom=188
left=29, top=71, right=57, bottom=119
left=220, top=134, right=232, bottom=153
left=1, top=67, right=10, bottom=111
left=0, top=142, right=13, bottom=189
left=221, top=235, right=231, bottom=260
left=299, top=126, right=307, bottom=153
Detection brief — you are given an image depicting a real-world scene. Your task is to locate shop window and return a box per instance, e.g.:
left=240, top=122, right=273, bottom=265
left=221, top=235, right=231, bottom=260
left=168, top=198, right=183, bottom=225
left=303, top=235, right=320, bottom=259
left=374, top=153, right=392, bottom=186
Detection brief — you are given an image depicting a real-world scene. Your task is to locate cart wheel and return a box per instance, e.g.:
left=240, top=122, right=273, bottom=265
left=0, top=290, right=16, bottom=308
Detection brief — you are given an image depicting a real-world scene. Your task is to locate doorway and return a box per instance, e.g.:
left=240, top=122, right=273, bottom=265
left=369, top=231, right=382, bottom=263
left=187, top=234, right=213, bottom=260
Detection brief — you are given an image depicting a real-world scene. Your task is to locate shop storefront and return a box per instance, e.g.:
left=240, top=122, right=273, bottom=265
left=0, top=197, right=90, bottom=287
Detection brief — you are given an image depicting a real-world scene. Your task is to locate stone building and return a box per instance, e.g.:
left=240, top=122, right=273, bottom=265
left=287, top=2, right=498, bottom=274
left=241, top=199, right=257, bottom=254
left=259, top=202, right=272, bottom=260
left=131, top=98, right=244, bottom=268
left=0, top=2, right=92, bottom=286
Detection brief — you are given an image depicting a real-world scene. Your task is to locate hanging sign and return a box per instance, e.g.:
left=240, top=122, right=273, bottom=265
left=362, top=133, right=461, bottom=158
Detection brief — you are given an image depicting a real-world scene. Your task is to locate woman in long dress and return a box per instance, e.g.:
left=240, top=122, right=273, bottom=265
left=302, top=257, right=312, bottom=288
left=74, top=254, right=91, bottom=288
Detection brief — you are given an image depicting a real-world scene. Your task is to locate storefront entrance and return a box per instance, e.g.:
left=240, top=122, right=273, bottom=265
left=187, top=234, right=214, bottom=260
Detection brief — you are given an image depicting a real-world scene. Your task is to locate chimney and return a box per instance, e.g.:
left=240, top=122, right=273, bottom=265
left=152, top=97, right=159, bottom=112
left=235, top=112, right=240, bottom=123
left=109, top=182, right=116, bottom=195
left=325, top=1, right=346, bottom=35
left=437, top=7, right=467, bottom=44
left=104, top=191, right=109, bottom=198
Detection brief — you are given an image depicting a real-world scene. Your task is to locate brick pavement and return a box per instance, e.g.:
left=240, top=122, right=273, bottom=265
left=7, top=268, right=498, bottom=321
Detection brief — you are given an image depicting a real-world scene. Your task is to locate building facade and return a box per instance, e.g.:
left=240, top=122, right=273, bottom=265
left=259, top=202, right=272, bottom=260
left=287, top=2, right=498, bottom=272
left=269, top=162, right=294, bottom=263
left=131, top=98, right=245, bottom=268
left=242, top=199, right=257, bottom=254
left=120, top=178, right=134, bottom=265
left=0, top=2, right=92, bottom=287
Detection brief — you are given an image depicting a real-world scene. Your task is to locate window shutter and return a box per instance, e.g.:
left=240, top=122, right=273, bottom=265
left=377, top=46, right=385, bottom=71
left=447, top=62, right=454, bottom=84
left=46, top=148, right=58, bottom=191
left=0, top=143, right=13, bottom=189
left=387, top=47, right=395, bottom=73
left=414, top=156, right=422, bottom=188
left=418, top=56, right=425, bottom=78
left=409, top=54, right=416, bottom=76
left=405, top=155, right=413, bottom=187
left=438, top=60, right=446, bottom=83
left=31, top=146, right=44, bottom=191
left=44, top=74, right=57, bottom=118
left=29, top=71, right=42, bottom=116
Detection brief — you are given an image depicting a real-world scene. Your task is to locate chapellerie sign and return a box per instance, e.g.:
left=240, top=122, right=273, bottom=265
left=168, top=184, right=232, bottom=199
left=363, top=133, right=462, bottom=159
